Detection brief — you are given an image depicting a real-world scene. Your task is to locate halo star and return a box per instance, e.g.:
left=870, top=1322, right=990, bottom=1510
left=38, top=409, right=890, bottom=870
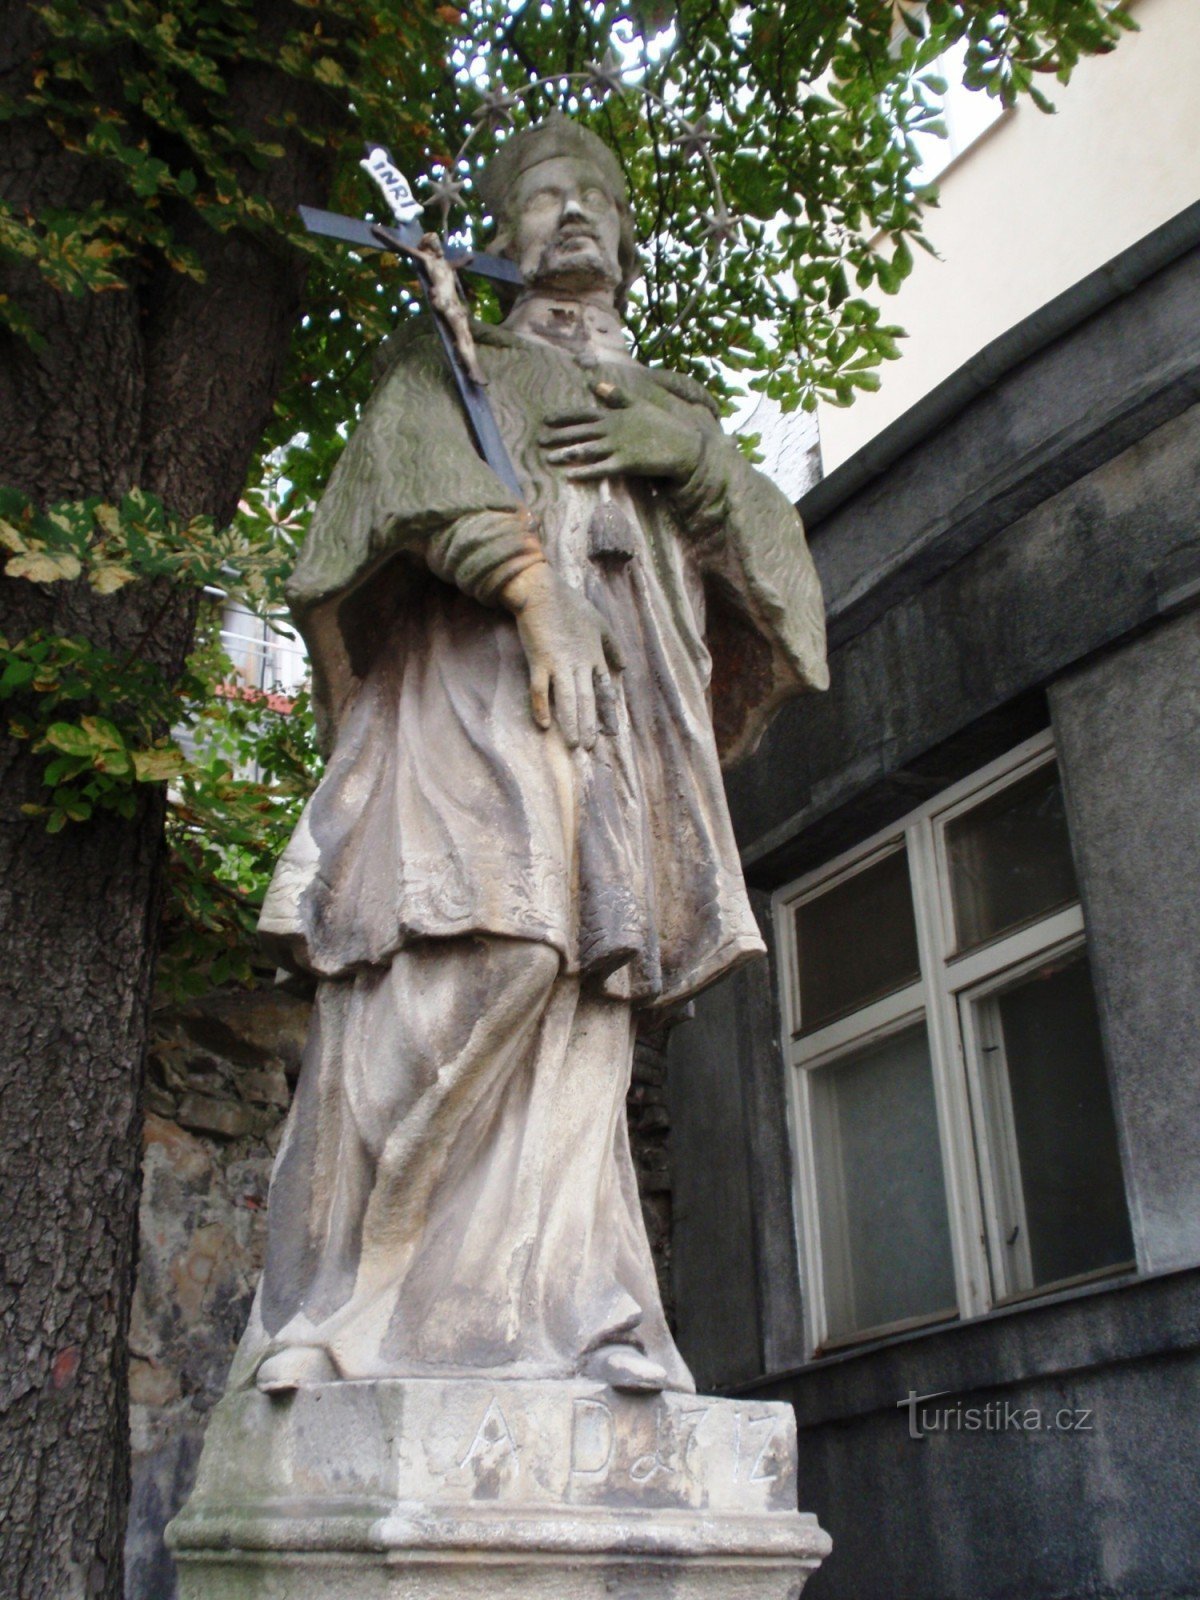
left=423, top=173, right=469, bottom=216
left=472, top=88, right=520, bottom=133
left=671, top=115, right=716, bottom=161
left=584, top=52, right=626, bottom=99
left=701, top=206, right=739, bottom=250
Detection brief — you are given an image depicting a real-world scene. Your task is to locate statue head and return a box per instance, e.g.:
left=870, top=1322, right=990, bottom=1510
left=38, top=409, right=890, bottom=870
left=480, top=115, right=639, bottom=305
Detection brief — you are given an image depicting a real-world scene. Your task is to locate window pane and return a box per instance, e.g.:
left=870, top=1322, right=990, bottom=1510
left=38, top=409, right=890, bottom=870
left=946, top=763, right=1079, bottom=953
left=974, top=951, right=1134, bottom=1296
left=795, top=849, right=920, bottom=1033
left=810, top=1024, right=957, bottom=1342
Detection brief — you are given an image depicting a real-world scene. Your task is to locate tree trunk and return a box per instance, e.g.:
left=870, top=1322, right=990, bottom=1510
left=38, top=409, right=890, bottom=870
left=0, top=5, right=341, bottom=1592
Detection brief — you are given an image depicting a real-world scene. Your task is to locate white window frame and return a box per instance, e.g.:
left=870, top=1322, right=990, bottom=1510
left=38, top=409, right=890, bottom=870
left=774, top=729, right=1130, bottom=1358
left=892, top=19, right=1009, bottom=187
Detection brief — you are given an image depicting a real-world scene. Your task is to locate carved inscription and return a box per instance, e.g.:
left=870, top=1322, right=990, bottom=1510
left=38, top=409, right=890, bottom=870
left=678, top=1403, right=713, bottom=1478
left=630, top=1408, right=673, bottom=1484
left=435, top=1394, right=787, bottom=1502
left=732, top=1408, right=783, bottom=1484
left=630, top=1400, right=712, bottom=1485
left=570, top=1397, right=615, bottom=1478
left=460, top=1397, right=521, bottom=1471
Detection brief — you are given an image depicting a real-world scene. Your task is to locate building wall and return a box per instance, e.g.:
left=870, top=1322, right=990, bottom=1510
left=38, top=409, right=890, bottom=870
left=817, top=0, right=1200, bottom=473
left=667, top=231, right=1200, bottom=1598
left=1050, top=612, right=1200, bottom=1276
left=762, top=1273, right=1200, bottom=1600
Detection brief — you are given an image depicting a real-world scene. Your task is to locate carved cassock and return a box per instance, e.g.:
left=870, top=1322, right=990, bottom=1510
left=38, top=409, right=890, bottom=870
left=231, top=130, right=826, bottom=1396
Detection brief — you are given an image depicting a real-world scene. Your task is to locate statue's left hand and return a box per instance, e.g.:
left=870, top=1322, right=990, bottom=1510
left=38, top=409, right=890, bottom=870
left=539, top=383, right=702, bottom=484
left=501, top=562, right=624, bottom=751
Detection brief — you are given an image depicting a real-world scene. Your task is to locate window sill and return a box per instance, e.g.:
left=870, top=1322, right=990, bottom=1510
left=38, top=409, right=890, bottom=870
left=800, top=1261, right=1137, bottom=1370
left=728, top=1263, right=1200, bottom=1431
left=815, top=1305, right=959, bottom=1357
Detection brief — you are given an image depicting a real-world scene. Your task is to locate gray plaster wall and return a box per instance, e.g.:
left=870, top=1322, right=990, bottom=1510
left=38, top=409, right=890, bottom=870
left=667, top=894, right=805, bottom=1392
left=727, top=400, right=1200, bottom=887
left=667, top=966, right=762, bottom=1390
left=1051, top=612, right=1200, bottom=1276
left=676, top=392, right=1200, bottom=1387
left=805, top=1351, right=1200, bottom=1600
left=666, top=230, right=1200, bottom=1600
left=725, top=236, right=1200, bottom=885
left=759, top=1269, right=1200, bottom=1600
left=785, top=1326, right=1200, bottom=1598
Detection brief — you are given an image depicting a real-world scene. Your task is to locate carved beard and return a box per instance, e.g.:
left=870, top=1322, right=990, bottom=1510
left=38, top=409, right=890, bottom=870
left=531, top=227, right=619, bottom=291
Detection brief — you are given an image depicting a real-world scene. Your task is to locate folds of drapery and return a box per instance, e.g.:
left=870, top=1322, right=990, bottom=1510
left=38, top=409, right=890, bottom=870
left=228, top=936, right=693, bottom=1392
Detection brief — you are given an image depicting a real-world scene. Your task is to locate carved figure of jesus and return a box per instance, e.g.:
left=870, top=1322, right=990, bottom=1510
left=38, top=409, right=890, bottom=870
left=412, top=230, right=489, bottom=387
left=232, top=116, right=827, bottom=1397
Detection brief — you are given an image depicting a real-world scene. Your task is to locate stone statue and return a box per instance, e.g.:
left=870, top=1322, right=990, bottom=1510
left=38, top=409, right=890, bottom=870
left=232, top=115, right=827, bottom=1400
left=169, top=114, right=833, bottom=1600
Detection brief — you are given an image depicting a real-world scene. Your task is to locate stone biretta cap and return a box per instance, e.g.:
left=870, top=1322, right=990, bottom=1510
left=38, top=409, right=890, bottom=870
left=478, top=112, right=629, bottom=222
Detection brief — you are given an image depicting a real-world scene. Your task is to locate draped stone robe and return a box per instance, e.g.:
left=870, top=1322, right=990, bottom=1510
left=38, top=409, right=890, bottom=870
left=230, top=299, right=827, bottom=1389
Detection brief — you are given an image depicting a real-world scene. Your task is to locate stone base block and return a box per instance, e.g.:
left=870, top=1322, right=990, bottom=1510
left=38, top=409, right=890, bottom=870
left=167, top=1379, right=830, bottom=1599
left=169, top=1554, right=817, bottom=1600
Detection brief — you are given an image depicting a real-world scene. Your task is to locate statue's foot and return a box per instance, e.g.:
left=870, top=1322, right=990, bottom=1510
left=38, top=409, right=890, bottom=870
left=256, top=1346, right=338, bottom=1395
left=584, top=1343, right=669, bottom=1394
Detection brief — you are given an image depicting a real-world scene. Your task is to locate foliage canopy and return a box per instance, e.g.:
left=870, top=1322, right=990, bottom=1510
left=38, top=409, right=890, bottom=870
left=0, top=0, right=1135, bottom=996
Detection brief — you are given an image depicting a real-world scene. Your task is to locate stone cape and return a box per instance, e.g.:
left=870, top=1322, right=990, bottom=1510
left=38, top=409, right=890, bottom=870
left=258, top=316, right=827, bottom=1010
left=288, top=318, right=826, bottom=762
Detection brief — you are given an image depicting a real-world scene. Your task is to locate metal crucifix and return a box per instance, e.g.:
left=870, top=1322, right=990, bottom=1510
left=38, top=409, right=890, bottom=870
left=300, top=145, right=525, bottom=496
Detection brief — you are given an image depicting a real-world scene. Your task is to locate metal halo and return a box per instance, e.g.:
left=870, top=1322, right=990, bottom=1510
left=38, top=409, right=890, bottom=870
left=419, top=64, right=737, bottom=355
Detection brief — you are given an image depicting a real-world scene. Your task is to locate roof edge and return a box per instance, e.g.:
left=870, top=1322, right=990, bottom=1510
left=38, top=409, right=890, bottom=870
left=798, top=199, right=1200, bottom=529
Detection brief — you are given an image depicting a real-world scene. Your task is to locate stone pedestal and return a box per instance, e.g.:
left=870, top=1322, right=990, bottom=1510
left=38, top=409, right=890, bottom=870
left=167, top=1379, right=830, bottom=1599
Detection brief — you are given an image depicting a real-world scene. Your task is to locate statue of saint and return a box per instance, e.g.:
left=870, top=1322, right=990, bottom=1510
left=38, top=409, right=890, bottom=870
left=233, top=116, right=827, bottom=1397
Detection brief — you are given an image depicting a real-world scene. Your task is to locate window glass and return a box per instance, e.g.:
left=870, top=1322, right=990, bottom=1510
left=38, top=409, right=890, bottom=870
left=976, top=950, right=1134, bottom=1295
left=780, top=736, right=1136, bottom=1356
left=795, top=849, right=921, bottom=1033
left=946, top=763, right=1078, bottom=953
left=910, top=36, right=1006, bottom=183
left=810, top=1024, right=957, bottom=1341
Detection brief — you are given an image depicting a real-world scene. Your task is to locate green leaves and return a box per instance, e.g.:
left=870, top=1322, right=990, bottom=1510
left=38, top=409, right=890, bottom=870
left=2, top=631, right=185, bottom=832
left=157, top=628, right=320, bottom=1001
left=0, top=605, right=318, bottom=1000
left=0, top=478, right=300, bottom=854
left=0, top=0, right=1136, bottom=996
left=1, top=0, right=1135, bottom=445
left=367, top=0, right=1122, bottom=420
left=3, top=0, right=450, bottom=338
left=0, top=478, right=317, bottom=1000
left=5, top=549, right=83, bottom=583
left=43, top=719, right=114, bottom=759
left=132, top=747, right=187, bottom=782
left=0, top=487, right=292, bottom=605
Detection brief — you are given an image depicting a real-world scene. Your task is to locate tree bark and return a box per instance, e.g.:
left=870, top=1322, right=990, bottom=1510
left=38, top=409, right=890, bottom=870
left=0, top=4, right=342, bottom=1593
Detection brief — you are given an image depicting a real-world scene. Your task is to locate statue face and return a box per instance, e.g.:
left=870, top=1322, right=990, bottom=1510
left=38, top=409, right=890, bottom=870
left=508, top=156, right=624, bottom=293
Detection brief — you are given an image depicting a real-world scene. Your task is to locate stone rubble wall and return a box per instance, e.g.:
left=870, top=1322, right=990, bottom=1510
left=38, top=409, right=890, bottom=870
left=125, top=983, right=676, bottom=1600
left=629, top=1017, right=675, bottom=1316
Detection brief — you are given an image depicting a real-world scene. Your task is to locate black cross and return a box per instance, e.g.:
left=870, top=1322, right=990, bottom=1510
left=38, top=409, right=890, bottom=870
left=299, top=147, right=526, bottom=496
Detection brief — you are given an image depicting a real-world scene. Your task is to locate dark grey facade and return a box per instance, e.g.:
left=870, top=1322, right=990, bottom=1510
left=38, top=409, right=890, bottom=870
left=668, top=208, right=1200, bottom=1599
